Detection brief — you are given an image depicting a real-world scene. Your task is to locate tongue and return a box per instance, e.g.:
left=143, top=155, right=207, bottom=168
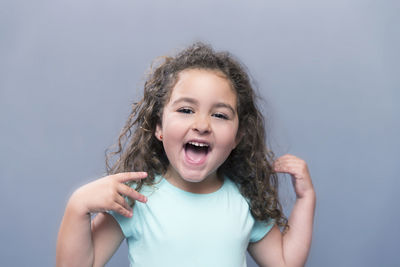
left=186, top=145, right=207, bottom=163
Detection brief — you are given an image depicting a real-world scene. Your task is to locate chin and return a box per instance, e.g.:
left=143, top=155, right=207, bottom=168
left=181, top=174, right=206, bottom=183
left=179, top=170, right=211, bottom=183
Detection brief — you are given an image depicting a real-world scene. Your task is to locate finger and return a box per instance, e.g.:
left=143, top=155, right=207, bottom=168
left=274, top=156, right=306, bottom=169
left=113, top=172, right=148, bottom=183
left=115, top=193, right=133, bottom=212
left=274, top=162, right=304, bottom=172
left=274, top=162, right=310, bottom=180
left=274, top=161, right=304, bottom=170
left=111, top=201, right=133, bottom=218
left=118, top=183, right=147, bottom=203
left=274, top=154, right=302, bottom=165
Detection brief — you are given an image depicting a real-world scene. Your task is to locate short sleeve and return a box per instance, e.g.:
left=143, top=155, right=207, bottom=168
left=106, top=179, right=160, bottom=239
left=249, top=218, right=275, bottom=243
left=107, top=210, right=134, bottom=238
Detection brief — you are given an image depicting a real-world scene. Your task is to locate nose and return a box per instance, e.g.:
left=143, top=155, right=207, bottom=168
left=192, top=114, right=211, bottom=134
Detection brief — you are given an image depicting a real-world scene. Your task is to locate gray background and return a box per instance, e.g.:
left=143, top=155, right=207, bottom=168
left=1, top=0, right=399, bottom=266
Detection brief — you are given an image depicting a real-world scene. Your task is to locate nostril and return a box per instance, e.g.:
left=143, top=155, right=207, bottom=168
left=192, top=118, right=211, bottom=133
left=193, top=126, right=211, bottom=134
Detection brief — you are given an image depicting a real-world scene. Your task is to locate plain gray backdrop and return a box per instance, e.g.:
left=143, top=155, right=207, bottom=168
left=1, top=0, right=399, bottom=266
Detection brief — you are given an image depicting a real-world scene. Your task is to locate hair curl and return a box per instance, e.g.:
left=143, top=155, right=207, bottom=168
left=106, top=42, right=288, bottom=231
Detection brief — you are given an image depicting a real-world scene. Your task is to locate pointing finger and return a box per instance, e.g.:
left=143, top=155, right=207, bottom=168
left=118, top=183, right=147, bottom=203
left=112, top=202, right=133, bottom=218
left=115, top=194, right=133, bottom=215
left=113, top=172, right=148, bottom=183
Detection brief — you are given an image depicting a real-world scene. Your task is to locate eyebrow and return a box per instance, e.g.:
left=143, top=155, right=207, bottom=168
left=172, top=97, right=236, bottom=114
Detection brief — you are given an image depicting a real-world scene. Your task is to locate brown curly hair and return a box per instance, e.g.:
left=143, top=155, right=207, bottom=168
left=106, top=42, right=288, bottom=231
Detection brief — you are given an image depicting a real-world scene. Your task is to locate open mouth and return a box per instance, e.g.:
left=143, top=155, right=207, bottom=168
left=184, top=141, right=210, bottom=164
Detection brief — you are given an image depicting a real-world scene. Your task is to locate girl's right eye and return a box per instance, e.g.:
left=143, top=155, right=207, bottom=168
left=177, top=108, right=193, bottom=114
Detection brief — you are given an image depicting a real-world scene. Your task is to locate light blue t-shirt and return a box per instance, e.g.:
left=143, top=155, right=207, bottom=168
left=110, top=175, right=274, bottom=267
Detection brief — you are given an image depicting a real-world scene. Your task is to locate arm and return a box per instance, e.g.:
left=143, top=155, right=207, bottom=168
left=91, top=213, right=125, bottom=267
left=248, top=154, right=316, bottom=267
left=56, top=172, right=148, bottom=267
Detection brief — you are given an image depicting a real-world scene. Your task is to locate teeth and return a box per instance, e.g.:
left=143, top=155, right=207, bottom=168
left=188, top=141, right=209, bottom=147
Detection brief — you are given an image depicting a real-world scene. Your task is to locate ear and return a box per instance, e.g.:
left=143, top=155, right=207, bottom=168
left=155, top=122, right=163, bottom=141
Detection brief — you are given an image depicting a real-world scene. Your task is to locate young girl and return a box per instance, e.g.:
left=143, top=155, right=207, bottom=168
left=56, top=42, right=315, bottom=267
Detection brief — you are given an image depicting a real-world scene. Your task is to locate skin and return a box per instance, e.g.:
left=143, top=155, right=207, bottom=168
left=248, top=154, right=316, bottom=267
left=56, top=69, right=315, bottom=267
left=155, top=69, right=240, bottom=193
left=56, top=172, right=148, bottom=267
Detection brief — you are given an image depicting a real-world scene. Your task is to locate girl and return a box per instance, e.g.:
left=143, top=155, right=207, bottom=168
left=56, top=42, right=315, bottom=267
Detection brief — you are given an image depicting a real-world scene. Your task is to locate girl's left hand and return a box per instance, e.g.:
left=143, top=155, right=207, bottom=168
left=273, top=154, right=314, bottom=199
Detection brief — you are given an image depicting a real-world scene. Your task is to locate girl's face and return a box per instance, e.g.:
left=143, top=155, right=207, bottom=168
left=155, top=69, right=240, bottom=189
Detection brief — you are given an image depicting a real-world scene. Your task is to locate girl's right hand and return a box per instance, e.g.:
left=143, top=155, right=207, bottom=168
left=70, top=172, right=148, bottom=218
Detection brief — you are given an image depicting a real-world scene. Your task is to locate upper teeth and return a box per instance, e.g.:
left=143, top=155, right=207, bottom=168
left=188, top=142, right=209, bottom=147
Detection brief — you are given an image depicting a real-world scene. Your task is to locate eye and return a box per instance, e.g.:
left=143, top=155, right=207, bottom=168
left=212, top=113, right=229, bottom=120
left=177, top=108, right=194, bottom=114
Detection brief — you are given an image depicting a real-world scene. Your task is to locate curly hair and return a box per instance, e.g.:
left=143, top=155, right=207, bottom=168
left=106, top=42, right=288, bottom=231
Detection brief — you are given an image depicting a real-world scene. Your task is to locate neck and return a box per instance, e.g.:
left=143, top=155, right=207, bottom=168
left=163, top=166, right=223, bottom=194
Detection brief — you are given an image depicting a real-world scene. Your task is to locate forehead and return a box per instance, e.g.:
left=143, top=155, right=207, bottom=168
left=168, top=69, right=237, bottom=108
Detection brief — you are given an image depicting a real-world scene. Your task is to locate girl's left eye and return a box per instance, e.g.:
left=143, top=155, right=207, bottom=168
left=213, top=113, right=229, bottom=120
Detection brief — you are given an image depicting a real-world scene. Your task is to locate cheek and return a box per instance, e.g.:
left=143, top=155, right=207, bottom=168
left=215, top=125, right=239, bottom=150
left=162, top=117, right=187, bottom=139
